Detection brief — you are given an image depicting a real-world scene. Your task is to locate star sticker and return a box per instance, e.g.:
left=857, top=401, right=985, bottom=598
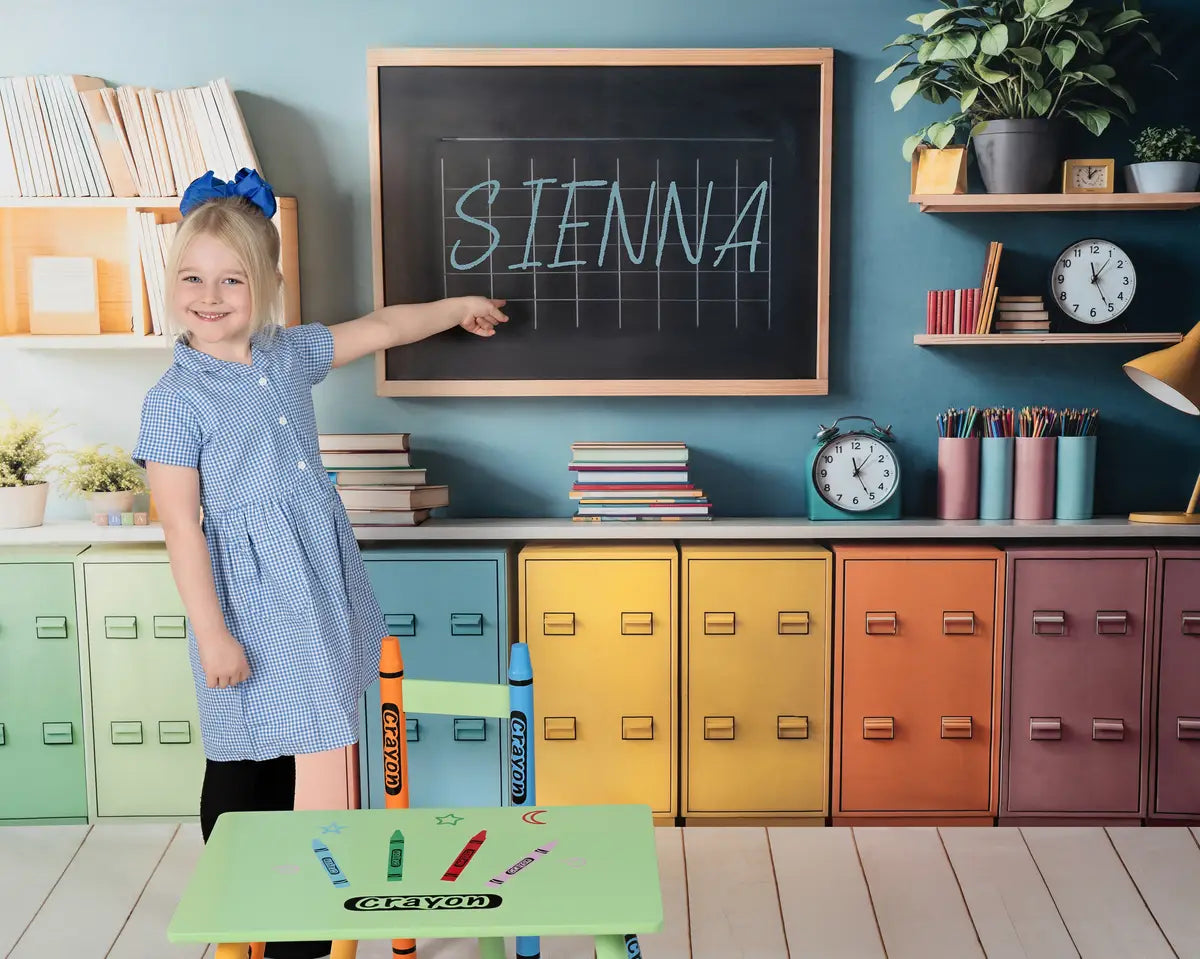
left=435, top=813, right=464, bottom=826
left=272, top=864, right=300, bottom=875
left=320, top=822, right=345, bottom=835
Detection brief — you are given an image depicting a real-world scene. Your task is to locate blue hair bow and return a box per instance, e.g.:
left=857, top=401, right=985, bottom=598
left=180, top=168, right=277, bottom=218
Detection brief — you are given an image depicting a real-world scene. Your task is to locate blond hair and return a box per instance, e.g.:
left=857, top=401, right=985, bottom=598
left=163, top=197, right=282, bottom=340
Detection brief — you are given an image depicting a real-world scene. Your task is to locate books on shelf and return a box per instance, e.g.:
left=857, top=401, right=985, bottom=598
left=568, top=441, right=712, bottom=521
left=924, top=243, right=1059, bottom=336
left=319, top=432, right=446, bottom=527
left=0, top=74, right=260, bottom=198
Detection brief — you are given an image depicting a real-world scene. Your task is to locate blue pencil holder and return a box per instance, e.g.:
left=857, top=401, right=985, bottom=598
left=979, top=436, right=1014, bottom=520
left=1056, top=435, right=1097, bottom=520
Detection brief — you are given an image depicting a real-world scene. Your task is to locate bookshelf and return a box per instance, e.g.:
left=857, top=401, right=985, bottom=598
left=0, top=195, right=299, bottom=348
left=915, top=332, right=1184, bottom=347
left=910, top=192, right=1200, bottom=213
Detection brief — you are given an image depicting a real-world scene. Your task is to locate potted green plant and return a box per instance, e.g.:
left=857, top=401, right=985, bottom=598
left=1126, top=124, right=1200, bottom=192
left=0, top=410, right=55, bottom=529
left=878, top=1, right=1169, bottom=194
left=59, top=443, right=147, bottom=518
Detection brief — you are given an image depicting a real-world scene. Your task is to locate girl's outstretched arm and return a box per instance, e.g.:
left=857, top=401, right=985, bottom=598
left=330, top=295, right=507, bottom=369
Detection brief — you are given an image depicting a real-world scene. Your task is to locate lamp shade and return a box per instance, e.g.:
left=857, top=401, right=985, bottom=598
left=1123, top=323, right=1200, bottom=416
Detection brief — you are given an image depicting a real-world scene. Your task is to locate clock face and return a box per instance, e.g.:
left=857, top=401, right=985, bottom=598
left=1050, top=238, right=1136, bottom=325
left=812, top=432, right=900, bottom=512
left=1071, top=164, right=1109, bottom=190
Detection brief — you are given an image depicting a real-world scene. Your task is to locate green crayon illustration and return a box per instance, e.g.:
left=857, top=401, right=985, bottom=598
left=388, top=828, right=405, bottom=881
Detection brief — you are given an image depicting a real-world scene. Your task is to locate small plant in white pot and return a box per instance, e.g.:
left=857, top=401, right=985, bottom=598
left=0, top=411, right=55, bottom=529
left=1126, top=125, right=1200, bottom=193
left=60, top=444, right=147, bottom=520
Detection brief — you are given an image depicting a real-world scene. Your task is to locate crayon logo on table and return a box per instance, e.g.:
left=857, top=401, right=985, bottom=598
left=510, top=710, right=529, bottom=804
left=382, top=703, right=403, bottom=796
left=344, top=894, right=502, bottom=911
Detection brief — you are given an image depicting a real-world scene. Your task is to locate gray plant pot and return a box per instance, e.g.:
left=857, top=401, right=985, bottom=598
left=972, top=119, right=1063, bottom=194
left=1124, top=161, right=1200, bottom=193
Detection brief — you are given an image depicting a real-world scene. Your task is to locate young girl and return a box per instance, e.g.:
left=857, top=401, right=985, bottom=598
left=132, top=169, right=506, bottom=959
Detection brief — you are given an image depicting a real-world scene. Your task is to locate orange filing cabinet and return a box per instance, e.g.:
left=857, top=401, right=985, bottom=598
left=519, top=543, right=677, bottom=819
left=681, top=543, right=832, bottom=820
left=833, top=544, right=1004, bottom=825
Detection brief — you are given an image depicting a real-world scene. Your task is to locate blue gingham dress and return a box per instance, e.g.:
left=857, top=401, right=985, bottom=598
left=132, top=323, right=387, bottom=762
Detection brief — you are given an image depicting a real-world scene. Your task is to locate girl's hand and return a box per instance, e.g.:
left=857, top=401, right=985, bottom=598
left=458, top=297, right=508, bottom=336
left=198, top=631, right=251, bottom=688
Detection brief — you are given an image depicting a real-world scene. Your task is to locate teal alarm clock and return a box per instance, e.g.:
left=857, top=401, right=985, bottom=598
left=806, top=416, right=902, bottom=520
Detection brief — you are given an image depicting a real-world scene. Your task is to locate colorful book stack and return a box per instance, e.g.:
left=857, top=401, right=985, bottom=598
left=568, top=441, right=711, bottom=521
left=925, top=287, right=981, bottom=334
left=319, top=432, right=449, bottom=527
left=993, top=295, right=1050, bottom=333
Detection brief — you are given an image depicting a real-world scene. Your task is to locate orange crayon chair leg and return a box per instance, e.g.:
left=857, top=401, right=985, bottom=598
left=249, top=945, right=265, bottom=959
left=380, top=636, right=416, bottom=959
left=330, top=941, right=358, bottom=958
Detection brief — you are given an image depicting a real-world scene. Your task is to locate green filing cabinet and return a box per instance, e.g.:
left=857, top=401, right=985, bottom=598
left=0, top=548, right=88, bottom=824
left=82, top=545, right=203, bottom=818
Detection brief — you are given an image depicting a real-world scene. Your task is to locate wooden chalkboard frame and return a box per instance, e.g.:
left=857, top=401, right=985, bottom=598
left=367, top=47, right=834, bottom=396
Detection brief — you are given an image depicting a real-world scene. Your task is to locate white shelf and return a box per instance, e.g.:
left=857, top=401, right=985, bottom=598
left=0, top=332, right=171, bottom=350
left=3, top=516, right=1199, bottom=548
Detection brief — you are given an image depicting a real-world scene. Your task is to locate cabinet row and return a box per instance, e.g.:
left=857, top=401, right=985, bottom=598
left=2, top=541, right=1198, bottom=826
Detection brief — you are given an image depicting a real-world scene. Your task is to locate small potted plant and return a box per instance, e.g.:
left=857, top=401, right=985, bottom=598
left=1126, top=125, right=1200, bottom=193
left=0, top=410, right=55, bottom=529
left=60, top=444, right=147, bottom=519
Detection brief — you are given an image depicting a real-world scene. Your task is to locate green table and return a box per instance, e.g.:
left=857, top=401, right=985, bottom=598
left=168, top=804, right=663, bottom=958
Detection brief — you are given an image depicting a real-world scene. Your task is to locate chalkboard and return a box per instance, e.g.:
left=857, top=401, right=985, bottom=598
left=367, top=49, right=833, bottom=396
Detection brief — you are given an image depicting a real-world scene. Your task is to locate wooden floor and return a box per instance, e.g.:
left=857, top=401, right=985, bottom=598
left=5, top=823, right=1200, bottom=958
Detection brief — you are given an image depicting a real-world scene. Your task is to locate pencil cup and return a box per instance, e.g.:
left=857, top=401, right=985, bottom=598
left=1013, top=436, right=1057, bottom=520
left=1055, top=435, right=1097, bottom=520
left=937, top=436, right=980, bottom=520
left=979, top=436, right=1014, bottom=520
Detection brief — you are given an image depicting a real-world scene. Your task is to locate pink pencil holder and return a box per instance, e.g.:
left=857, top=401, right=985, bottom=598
left=1013, top=436, right=1057, bottom=520
left=937, top=436, right=980, bottom=519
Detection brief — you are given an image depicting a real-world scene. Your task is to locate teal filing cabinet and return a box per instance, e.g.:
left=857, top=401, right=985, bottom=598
left=360, top=547, right=511, bottom=809
left=0, top=548, right=88, bottom=824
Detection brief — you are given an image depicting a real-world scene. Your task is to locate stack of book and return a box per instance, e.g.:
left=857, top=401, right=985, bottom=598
left=993, top=295, right=1050, bottom=333
left=319, top=432, right=449, bottom=528
left=568, top=441, right=711, bottom=521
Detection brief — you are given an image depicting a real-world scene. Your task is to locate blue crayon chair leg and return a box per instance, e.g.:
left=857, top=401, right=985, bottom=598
left=623, top=933, right=643, bottom=957
left=509, top=643, right=539, bottom=959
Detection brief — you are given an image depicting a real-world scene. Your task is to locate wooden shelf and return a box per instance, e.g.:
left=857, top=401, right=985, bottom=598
left=0, top=332, right=170, bottom=350
left=0, top=195, right=296, bottom=209
left=915, top=332, right=1183, bottom=346
left=909, top=192, right=1200, bottom=213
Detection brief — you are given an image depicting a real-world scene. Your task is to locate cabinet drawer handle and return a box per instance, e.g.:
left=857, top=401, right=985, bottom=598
left=0, top=722, right=5, bottom=746
left=42, top=722, right=73, bottom=745
left=1093, top=718, right=1125, bottom=741
left=621, top=612, right=653, bottom=635
left=1033, top=611, right=1066, bottom=636
left=704, top=612, right=736, bottom=635
left=778, top=611, right=810, bottom=635
left=385, top=613, right=416, bottom=637
left=1095, top=611, right=1128, bottom=636
left=1177, top=718, right=1200, bottom=741
left=865, top=612, right=897, bottom=635
left=35, top=616, right=68, bottom=639
left=542, top=612, right=575, bottom=636
left=863, top=717, right=894, bottom=740
left=941, top=716, right=973, bottom=739
left=449, top=612, right=483, bottom=636
left=621, top=716, right=654, bottom=740
left=110, top=721, right=143, bottom=745
left=1182, top=612, right=1200, bottom=636
left=158, top=720, right=192, bottom=744
left=777, top=715, right=809, bottom=740
left=104, top=615, right=137, bottom=640
left=452, top=718, right=487, bottom=742
left=1030, top=717, right=1062, bottom=740
left=406, top=717, right=419, bottom=742
left=942, top=612, right=975, bottom=636
left=703, top=716, right=735, bottom=740
left=153, top=615, right=186, bottom=639
left=543, top=716, right=576, bottom=740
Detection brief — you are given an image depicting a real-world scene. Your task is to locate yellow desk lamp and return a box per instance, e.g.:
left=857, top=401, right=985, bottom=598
left=1123, top=322, right=1200, bottom=524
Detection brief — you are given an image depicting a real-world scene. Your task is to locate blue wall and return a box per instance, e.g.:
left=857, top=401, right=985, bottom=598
left=5, top=0, right=1199, bottom=518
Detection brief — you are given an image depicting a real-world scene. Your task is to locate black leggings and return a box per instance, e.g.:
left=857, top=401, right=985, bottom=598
left=200, top=756, right=331, bottom=959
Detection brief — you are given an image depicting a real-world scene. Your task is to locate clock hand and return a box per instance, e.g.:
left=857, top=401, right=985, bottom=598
left=1089, top=261, right=1099, bottom=284
left=1095, top=251, right=1114, bottom=278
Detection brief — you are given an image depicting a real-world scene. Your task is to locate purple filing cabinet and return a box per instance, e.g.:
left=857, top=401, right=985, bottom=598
left=1001, top=547, right=1155, bottom=820
left=1151, top=549, right=1200, bottom=819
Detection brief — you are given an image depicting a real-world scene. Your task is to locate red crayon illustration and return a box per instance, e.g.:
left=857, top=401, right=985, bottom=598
left=441, top=829, right=488, bottom=882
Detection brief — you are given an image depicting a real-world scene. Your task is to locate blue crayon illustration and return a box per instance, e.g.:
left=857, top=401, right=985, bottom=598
left=312, top=838, right=349, bottom=888
left=508, top=641, right=539, bottom=959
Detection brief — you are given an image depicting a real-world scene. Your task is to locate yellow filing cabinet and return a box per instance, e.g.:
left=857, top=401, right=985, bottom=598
left=682, top=544, right=832, bottom=818
left=519, top=543, right=677, bottom=818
